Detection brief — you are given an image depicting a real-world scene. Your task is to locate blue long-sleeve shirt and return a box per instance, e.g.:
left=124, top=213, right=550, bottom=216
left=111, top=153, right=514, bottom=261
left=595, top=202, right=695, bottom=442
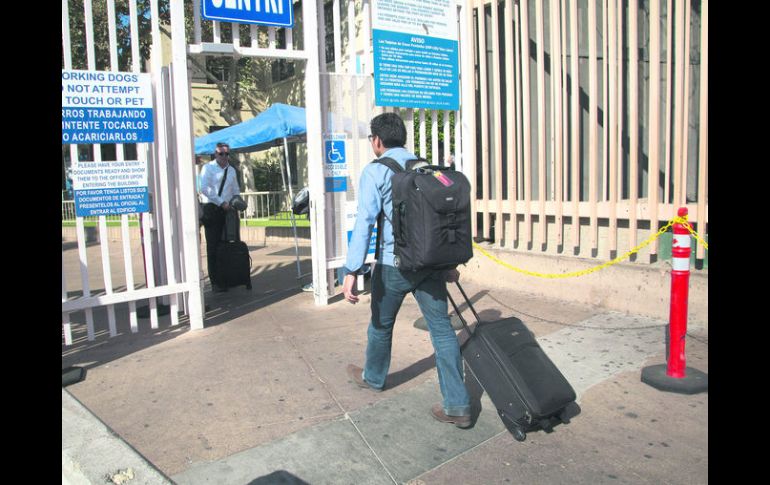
left=343, top=147, right=416, bottom=275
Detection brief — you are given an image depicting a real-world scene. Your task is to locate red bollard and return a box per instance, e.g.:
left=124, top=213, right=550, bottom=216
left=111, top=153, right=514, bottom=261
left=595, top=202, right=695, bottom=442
left=667, top=207, right=690, bottom=378
left=641, top=207, right=708, bottom=394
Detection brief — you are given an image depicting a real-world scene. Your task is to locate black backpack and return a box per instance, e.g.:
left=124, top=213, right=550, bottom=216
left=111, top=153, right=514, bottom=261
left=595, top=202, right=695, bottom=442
left=374, top=157, right=473, bottom=271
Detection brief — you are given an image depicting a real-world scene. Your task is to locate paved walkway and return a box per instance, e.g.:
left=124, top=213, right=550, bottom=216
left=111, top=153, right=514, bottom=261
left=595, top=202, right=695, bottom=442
left=62, top=244, right=708, bottom=484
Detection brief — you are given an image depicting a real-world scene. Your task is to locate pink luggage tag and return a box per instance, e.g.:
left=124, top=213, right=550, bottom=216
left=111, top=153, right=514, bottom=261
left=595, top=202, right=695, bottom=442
left=433, top=170, right=454, bottom=187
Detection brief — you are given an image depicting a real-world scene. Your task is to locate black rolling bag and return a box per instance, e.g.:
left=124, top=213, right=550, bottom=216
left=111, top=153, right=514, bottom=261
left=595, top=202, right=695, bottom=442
left=216, top=209, right=252, bottom=290
left=448, top=282, right=576, bottom=441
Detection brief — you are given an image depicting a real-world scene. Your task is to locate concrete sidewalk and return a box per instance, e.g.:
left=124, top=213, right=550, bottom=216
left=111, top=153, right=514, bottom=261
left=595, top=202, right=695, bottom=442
left=62, top=244, right=708, bottom=484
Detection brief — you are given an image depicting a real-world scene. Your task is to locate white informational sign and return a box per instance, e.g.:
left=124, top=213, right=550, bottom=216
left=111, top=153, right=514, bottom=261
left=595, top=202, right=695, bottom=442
left=372, top=0, right=459, bottom=110
left=62, top=70, right=154, bottom=144
left=71, top=160, right=150, bottom=217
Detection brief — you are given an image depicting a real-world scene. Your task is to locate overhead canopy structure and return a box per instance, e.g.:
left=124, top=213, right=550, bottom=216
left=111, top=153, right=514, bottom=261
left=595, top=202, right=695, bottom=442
left=194, top=103, right=307, bottom=155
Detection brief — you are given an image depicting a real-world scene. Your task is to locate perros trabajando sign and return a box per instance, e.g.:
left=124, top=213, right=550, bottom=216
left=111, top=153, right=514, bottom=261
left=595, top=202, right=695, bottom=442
left=201, top=0, right=294, bottom=27
left=62, top=70, right=154, bottom=144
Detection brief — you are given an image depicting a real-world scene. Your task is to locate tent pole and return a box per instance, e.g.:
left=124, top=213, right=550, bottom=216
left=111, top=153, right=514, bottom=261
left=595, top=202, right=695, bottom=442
left=283, top=138, right=303, bottom=284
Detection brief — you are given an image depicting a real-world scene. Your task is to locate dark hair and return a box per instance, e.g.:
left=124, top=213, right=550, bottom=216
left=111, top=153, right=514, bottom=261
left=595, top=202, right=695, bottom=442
left=370, top=112, right=406, bottom=148
left=216, top=142, right=229, bottom=148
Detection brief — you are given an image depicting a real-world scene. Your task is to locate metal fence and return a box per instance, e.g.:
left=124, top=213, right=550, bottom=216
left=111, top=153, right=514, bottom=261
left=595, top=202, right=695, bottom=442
left=465, top=0, right=708, bottom=261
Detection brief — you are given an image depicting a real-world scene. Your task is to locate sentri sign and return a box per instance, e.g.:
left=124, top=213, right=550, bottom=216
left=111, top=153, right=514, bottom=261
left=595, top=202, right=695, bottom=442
left=201, top=0, right=294, bottom=28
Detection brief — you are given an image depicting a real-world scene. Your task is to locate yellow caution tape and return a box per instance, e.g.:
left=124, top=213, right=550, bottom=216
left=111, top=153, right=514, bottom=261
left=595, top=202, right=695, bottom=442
left=471, top=215, right=708, bottom=279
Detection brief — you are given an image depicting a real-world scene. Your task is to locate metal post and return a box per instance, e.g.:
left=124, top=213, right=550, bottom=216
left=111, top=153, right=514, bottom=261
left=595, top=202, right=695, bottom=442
left=283, top=137, right=303, bottom=283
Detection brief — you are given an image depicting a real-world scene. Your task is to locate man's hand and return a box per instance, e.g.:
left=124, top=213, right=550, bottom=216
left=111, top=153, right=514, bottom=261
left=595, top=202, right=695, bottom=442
left=221, top=201, right=230, bottom=211
left=342, top=274, right=359, bottom=304
left=445, top=268, right=460, bottom=283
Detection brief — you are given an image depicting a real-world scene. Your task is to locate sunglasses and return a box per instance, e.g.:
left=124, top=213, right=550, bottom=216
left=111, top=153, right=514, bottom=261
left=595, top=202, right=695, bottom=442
left=217, top=151, right=229, bottom=156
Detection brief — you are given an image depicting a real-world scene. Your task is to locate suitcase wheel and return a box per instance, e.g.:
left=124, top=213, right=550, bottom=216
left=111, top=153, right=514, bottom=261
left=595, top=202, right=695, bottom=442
left=512, top=426, right=526, bottom=442
left=558, top=410, right=571, bottom=424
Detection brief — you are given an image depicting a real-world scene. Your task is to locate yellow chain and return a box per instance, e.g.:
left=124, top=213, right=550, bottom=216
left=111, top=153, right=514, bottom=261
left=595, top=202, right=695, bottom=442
left=471, top=215, right=707, bottom=279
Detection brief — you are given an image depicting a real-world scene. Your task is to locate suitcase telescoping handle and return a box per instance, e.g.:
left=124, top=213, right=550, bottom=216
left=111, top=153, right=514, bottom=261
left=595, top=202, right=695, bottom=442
left=446, top=281, right=482, bottom=338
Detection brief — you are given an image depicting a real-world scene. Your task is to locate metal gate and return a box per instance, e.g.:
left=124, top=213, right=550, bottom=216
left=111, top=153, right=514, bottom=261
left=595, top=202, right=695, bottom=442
left=62, top=1, right=206, bottom=344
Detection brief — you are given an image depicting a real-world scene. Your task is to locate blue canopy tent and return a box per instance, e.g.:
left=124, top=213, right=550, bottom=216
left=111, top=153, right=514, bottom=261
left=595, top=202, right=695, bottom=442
left=194, top=103, right=307, bottom=155
left=195, top=103, right=308, bottom=284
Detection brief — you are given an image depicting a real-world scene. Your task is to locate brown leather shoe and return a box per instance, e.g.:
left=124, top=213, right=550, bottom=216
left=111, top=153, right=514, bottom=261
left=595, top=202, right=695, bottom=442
left=431, top=403, right=472, bottom=428
left=346, top=364, right=382, bottom=392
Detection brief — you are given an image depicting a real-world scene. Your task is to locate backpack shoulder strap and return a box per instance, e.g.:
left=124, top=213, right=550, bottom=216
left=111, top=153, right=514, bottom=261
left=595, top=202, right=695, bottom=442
left=373, top=157, right=404, bottom=173
left=372, top=157, right=402, bottom=263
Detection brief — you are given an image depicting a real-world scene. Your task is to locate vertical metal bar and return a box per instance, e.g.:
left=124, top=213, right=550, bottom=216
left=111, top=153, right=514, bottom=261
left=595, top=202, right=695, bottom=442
left=406, top=108, right=415, bottom=153
left=679, top=0, right=692, bottom=208
left=588, top=0, right=598, bottom=252
left=569, top=0, right=579, bottom=250
left=152, top=0, right=179, bottom=326
left=194, top=0, right=202, bottom=44
left=333, top=0, right=342, bottom=72
left=62, top=252, right=72, bottom=345
left=504, top=0, right=517, bottom=246
left=663, top=0, right=673, bottom=205
left=648, top=0, right=661, bottom=256
left=129, top=0, right=158, bottom=327
left=347, top=0, right=356, bottom=72
left=420, top=109, right=427, bottom=158
left=443, top=110, right=451, bottom=167
left=560, top=0, right=569, bottom=227
left=170, top=0, right=205, bottom=327
left=62, top=0, right=73, bottom=345
left=608, top=0, right=618, bottom=252
left=461, top=0, right=477, bottom=236
left=696, top=0, right=707, bottom=260
left=520, top=0, right=533, bottom=247
left=551, top=0, right=564, bottom=248
left=602, top=0, right=608, bottom=203
left=672, top=0, right=685, bottom=209
left=303, top=0, right=331, bottom=305
left=491, top=0, right=504, bottom=245
left=535, top=0, right=546, bottom=246
left=628, top=0, right=639, bottom=251
left=82, top=0, right=100, bottom=339
left=432, top=110, right=440, bottom=165
left=477, top=0, right=490, bottom=240
left=62, top=0, right=72, bottom=67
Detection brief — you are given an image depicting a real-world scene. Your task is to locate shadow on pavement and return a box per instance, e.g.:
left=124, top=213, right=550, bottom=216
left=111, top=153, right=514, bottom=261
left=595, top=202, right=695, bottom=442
left=247, top=470, right=311, bottom=485
left=62, top=250, right=314, bottom=372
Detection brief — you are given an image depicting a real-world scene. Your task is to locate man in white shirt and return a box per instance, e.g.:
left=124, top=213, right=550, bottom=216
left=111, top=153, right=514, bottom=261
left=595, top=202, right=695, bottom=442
left=199, top=142, right=241, bottom=292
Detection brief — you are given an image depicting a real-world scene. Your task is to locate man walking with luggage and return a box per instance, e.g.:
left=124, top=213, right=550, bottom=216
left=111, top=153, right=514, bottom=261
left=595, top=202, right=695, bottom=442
left=341, top=113, right=472, bottom=428
left=199, top=142, right=241, bottom=293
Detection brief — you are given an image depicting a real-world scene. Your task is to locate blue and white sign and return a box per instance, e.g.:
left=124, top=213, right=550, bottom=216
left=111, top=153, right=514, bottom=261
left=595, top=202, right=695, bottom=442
left=70, top=160, right=150, bottom=217
left=201, top=0, right=294, bottom=28
left=372, top=0, right=459, bottom=110
left=62, top=70, right=154, bottom=144
left=324, top=136, right=348, bottom=193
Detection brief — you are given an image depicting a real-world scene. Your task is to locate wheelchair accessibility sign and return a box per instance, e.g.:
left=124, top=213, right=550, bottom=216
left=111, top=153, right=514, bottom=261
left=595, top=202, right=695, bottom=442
left=324, top=137, right=348, bottom=192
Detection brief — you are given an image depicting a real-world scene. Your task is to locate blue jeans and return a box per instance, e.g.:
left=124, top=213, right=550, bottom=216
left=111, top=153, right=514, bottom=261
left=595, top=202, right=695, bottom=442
left=362, top=264, right=470, bottom=416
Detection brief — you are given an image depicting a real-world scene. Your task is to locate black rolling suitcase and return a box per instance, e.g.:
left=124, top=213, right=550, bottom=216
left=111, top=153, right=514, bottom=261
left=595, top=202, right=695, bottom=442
left=216, top=209, right=252, bottom=290
left=448, top=282, right=576, bottom=441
